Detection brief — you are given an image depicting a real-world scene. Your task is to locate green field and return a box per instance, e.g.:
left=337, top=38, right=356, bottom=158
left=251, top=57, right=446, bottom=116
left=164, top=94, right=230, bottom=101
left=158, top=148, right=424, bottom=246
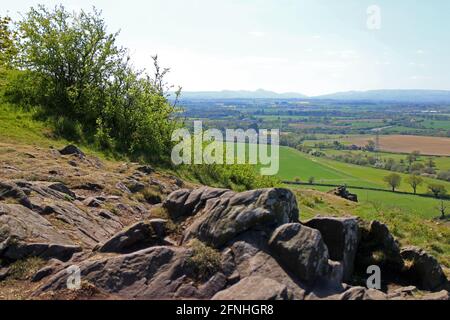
left=277, top=146, right=450, bottom=192
left=276, top=146, right=450, bottom=219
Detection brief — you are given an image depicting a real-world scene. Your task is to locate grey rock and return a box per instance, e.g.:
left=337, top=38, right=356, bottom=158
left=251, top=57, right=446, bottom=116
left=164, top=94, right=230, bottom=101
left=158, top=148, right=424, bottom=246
left=182, top=188, right=299, bottom=248
left=356, top=220, right=404, bottom=272
left=212, top=276, right=289, bottom=300
left=363, top=288, right=388, bottom=300
left=163, top=187, right=230, bottom=219
left=47, top=182, right=76, bottom=199
left=421, top=290, right=450, bottom=300
left=35, top=246, right=226, bottom=299
left=0, top=181, right=32, bottom=209
left=401, top=246, right=447, bottom=291
left=304, top=216, right=359, bottom=281
left=59, top=145, right=85, bottom=157
left=31, top=266, right=55, bottom=282
left=1, top=241, right=81, bottom=262
left=136, top=165, right=154, bottom=174
left=268, top=223, right=329, bottom=284
left=73, top=182, right=104, bottom=191
left=0, top=267, right=10, bottom=281
left=338, top=286, right=366, bottom=300
left=124, top=179, right=145, bottom=193
left=226, top=230, right=307, bottom=300
left=83, top=197, right=102, bottom=208
left=97, top=221, right=162, bottom=253
left=115, top=182, right=131, bottom=194
left=149, top=219, right=167, bottom=239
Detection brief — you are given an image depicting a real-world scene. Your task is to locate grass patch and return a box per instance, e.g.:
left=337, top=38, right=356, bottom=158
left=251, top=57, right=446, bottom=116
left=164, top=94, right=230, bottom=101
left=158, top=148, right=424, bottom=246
left=7, top=257, right=45, bottom=281
left=186, top=239, right=222, bottom=281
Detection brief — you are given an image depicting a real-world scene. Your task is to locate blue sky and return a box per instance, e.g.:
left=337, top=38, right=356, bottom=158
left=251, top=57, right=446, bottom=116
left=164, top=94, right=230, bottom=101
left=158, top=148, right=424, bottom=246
left=3, top=0, right=450, bottom=95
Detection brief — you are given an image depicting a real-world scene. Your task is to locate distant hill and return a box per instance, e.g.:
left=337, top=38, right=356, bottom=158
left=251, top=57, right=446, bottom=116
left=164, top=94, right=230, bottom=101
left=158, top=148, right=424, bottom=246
left=178, top=89, right=307, bottom=100
left=176, top=89, right=450, bottom=103
left=314, top=90, right=450, bottom=103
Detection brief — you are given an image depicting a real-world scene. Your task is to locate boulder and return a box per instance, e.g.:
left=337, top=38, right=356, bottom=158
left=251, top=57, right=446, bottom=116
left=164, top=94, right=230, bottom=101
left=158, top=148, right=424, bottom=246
left=47, top=182, right=76, bottom=199
left=148, top=219, right=167, bottom=239
left=83, top=197, right=102, bottom=208
left=329, top=186, right=358, bottom=202
left=401, top=246, right=447, bottom=291
left=338, top=286, right=366, bottom=300
left=304, top=216, right=359, bottom=281
left=0, top=267, right=10, bottom=281
left=124, top=179, right=145, bottom=193
left=356, top=220, right=404, bottom=272
left=35, top=246, right=227, bottom=300
left=1, top=241, right=81, bottom=262
left=59, top=145, right=85, bottom=157
left=97, top=221, right=163, bottom=253
left=225, top=231, right=307, bottom=300
left=0, top=181, right=32, bottom=209
left=163, top=187, right=230, bottom=219
left=136, top=165, right=154, bottom=174
left=268, top=223, right=329, bottom=284
left=363, top=288, right=388, bottom=300
left=212, top=276, right=289, bottom=300
left=0, top=203, right=81, bottom=261
left=421, top=290, right=450, bottom=301
left=182, top=188, right=299, bottom=248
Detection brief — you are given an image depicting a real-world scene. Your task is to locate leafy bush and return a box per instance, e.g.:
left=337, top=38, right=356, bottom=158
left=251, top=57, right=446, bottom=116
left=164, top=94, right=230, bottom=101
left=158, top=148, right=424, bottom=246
left=4, top=5, right=181, bottom=163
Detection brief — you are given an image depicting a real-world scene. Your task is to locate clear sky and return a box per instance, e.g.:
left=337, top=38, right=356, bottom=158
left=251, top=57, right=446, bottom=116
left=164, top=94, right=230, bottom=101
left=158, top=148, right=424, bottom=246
left=2, top=0, right=450, bottom=95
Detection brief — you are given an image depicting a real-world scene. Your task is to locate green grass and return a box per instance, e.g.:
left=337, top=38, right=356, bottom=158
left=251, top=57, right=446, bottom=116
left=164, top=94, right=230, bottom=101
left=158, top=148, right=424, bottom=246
left=278, top=146, right=450, bottom=194
left=294, top=185, right=450, bottom=268
left=0, top=102, right=119, bottom=161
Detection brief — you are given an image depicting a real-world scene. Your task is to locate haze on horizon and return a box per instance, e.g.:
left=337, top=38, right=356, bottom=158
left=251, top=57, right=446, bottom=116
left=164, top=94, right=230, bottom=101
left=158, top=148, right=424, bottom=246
left=3, top=0, right=450, bottom=96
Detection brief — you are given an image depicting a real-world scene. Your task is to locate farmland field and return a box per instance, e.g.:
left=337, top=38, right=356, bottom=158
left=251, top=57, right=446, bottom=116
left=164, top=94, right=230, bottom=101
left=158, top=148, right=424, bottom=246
left=344, top=134, right=450, bottom=156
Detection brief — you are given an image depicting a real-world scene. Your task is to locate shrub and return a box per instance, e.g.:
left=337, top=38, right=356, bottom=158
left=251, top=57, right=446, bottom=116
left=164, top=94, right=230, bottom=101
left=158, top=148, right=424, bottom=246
left=6, top=5, right=180, bottom=163
left=186, top=239, right=221, bottom=281
left=8, top=257, right=45, bottom=280
left=141, top=187, right=162, bottom=204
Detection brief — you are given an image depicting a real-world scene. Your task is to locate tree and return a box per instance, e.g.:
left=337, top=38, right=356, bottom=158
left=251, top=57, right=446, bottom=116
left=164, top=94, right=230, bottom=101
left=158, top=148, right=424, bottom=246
left=15, top=5, right=126, bottom=123
left=406, top=154, right=416, bottom=166
left=308, top=176, right=315, bottom=184
left=383, top=173, right=401, bottom=192
left=406, top=174, right=423, bottom=194
left=426, top=158, right=436, bottom=169
left=0, top=15, right=17, bottom=67
left=428, top=184, right=447, bottom=199
left=8, top=5, right=180, bottom=163
left=437, top=200, right=447, bottom=219
left=412, top=150, right=421, bottom=159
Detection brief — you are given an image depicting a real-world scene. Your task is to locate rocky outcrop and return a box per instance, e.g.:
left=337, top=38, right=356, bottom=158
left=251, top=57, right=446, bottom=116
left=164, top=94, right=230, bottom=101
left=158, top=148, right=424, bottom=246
left=0, top=203, right=80, bottom=261
left=59, top=145, right=85, bottom=157
left=329, top=186, right=358, bottom=202
left=304, top=217, right=359, bottom=281
left=1, top=145, right=448, bottom=300
left=35, top=246, right=227, bottom=300
left=356, top=220, right=404, bottom=272
left=179, top=188, right=299, bottom=248
left=0, top=181, right=32, bottom=209
left=212, top=276, right=288, bottom=300
left=401, top=246, right=447, bottom=291
left=97, top=221, right=165, bottom=253
left=268, top=223, right=329, bottom=284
